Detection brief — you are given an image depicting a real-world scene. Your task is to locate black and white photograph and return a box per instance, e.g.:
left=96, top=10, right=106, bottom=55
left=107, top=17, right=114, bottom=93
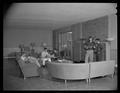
left=3, top=3, right=117, bottom=90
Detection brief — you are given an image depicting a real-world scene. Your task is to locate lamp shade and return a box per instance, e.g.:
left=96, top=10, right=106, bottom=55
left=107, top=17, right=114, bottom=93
left=63, top=44, right=67, bottom=48
left=41, top=42, right=47, bottom=47
left=106, top=37, right=114, bottom=41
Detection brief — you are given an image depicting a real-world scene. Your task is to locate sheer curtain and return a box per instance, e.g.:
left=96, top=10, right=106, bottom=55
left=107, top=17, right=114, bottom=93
left=59, top=32, right=72, bottom=59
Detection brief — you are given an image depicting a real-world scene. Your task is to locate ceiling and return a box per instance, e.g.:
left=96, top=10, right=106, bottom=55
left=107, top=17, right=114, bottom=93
left=5, top=3, right=117, bottom=30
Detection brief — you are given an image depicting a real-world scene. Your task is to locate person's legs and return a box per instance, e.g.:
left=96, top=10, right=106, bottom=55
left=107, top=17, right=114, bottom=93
left=98, top=53, right=102, bottom=61
left=96, top=53, right=99, bottom=61
left=42, top=58, right=47, bottom=66
left=85, top=51, right=89, bottom=63
left=89, top=50, right=93, bottom=62
left=47, top=58, right=51, bottom=62
left=42, top=58, right=51, bottom=66
left=95, top=52, right=102, bottom=61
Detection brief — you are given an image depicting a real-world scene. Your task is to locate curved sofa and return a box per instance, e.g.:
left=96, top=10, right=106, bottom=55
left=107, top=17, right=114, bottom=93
left=46, top=60, right=115, bottom=84
left=46, top=62, right=89, bottom=83
left=89, top=60, right=115, bottom=82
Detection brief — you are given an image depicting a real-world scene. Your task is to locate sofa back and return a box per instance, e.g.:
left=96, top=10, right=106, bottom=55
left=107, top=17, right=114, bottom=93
left=46, top=62, right=89, bottom=80
left=89, top=60, right=115, bottom=78
left=46, top=60, right=115, bottom=80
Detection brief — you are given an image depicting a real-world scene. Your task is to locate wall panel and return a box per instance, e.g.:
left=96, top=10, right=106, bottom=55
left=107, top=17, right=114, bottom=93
left=82, top=16, right=108, bottom=41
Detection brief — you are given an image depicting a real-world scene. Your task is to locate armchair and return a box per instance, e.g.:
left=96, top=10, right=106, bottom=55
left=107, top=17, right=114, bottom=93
left=16, top=56, right=40, bottom=79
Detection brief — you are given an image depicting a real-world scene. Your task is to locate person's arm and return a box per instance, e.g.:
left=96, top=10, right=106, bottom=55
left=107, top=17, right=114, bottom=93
left=84, top=43, right=88, bottom=50
left=94, top=44, right=97, bottom=53
left=93, top=42, right=96, bottom=50
left=50, top=54, right=55, bottom=58
left=46, top=52, right=51, bottom=58
left=21, top=54, right=29, bottom=63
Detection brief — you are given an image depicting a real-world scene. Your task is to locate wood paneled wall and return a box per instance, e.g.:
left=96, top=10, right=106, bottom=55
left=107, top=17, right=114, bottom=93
left=71, top=23, right=82, bottom=61
left=53, top=15, right=111, bottom=62
left=82, top=16, right=108, bottom=40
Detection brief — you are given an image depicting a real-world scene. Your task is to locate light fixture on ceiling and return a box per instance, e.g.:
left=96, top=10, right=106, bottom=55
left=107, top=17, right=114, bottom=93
left=103, top=37, right=115, bottom=43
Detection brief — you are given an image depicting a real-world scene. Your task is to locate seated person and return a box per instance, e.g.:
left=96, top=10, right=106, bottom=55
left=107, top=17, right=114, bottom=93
left=48, top=49, right=57, bottom=57
left=21, top=50, right=41, bottom=67
left=51, top=49, right=59, bottom=61
left=53, top=49, right=59, bottom=57
left=60, top=50, right=64, bottom=59
left=41, top=48, right=51, bottom=66
left=48, top=50, right=56, bottom=61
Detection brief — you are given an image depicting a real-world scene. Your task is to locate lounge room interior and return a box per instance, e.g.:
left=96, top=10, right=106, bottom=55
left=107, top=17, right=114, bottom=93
left=3, top=3, right=117, bottom=90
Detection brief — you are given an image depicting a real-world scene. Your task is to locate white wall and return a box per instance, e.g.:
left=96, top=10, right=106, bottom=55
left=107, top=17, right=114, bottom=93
left=108, top=14, right=117, bottom=65
left=3, top=26, right=53, bottom=56
left=108, top=14, right=117, bottom=49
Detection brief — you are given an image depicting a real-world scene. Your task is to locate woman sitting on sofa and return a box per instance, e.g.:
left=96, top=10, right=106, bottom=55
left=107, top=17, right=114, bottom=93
left=47, top=49, right=58, bottom=61
left=20, top=49, right=41, bottom=67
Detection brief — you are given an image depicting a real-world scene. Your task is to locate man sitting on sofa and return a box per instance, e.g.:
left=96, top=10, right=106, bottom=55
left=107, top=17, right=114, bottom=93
left=48, top=49, right=59, bottom=61
left=41, top=47, right=51, bottom=66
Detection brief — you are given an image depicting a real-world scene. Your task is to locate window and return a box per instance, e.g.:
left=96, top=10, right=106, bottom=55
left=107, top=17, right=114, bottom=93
left=59, top=32, right=72, bottom=59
